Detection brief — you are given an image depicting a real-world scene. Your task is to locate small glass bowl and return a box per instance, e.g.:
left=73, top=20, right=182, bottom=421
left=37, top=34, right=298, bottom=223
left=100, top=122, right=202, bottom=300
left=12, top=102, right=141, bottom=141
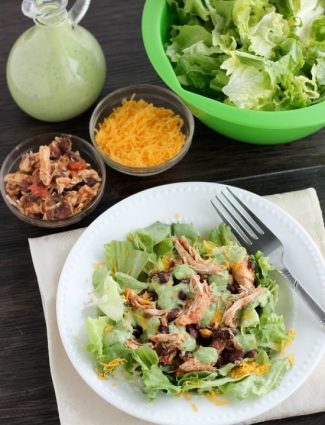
left=0, top=133, right=106, bottom=228
left=89, top=84, right=194, bottom=176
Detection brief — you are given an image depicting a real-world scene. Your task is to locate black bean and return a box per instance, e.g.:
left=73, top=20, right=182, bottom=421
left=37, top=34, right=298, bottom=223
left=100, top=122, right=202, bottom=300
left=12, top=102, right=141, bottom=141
left=212, top=328, right=232, bottom=340
left=186, top=325, right=199, bottom=339
left=150, top=292, right=158, bottom=301
left=85, top=177, right=97, bottom=187
left=159, top=325, right=169, bottom=334
left=26, top=194, right=40, bottom=202
left=57, top=136, right=72, bottom=154
left=216, top=359, right=225, bottom=368
left=199, top=274, right=208, bottom=282
left=132, top=326, right=142, bottom=338
left=158, top=272, right=170, bottom=283
left=197, top=336, right=211, bottom=347
left=167, top=310, right=179, bottom=322
left=229, top=348, right=244, bottom=363
left=227, top=282, right=240, bottom=294
left=248, top=260, right=256, bottom=271
left=178, top=290, right=187, bottom=301
left=245, top=349, right=257, bottom=358
left=73, top=182, right=84, bottom=191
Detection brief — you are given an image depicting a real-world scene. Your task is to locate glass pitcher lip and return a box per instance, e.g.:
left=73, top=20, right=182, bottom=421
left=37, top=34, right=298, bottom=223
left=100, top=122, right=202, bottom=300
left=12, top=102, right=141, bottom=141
left=22, top=0, right=69, bottom=26
left=21, top=0, right=90, bottom=26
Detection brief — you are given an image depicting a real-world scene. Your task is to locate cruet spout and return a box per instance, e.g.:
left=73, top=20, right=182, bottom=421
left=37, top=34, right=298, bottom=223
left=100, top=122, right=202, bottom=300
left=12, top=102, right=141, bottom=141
left=22, top=0, right=91, bottom=25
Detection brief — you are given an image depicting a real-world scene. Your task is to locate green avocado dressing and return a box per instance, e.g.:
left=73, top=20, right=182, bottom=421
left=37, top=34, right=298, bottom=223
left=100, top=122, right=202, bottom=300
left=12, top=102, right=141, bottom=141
left=155, top=282, right=190, bottom=310
left=193, top=346, right=218, bottom=364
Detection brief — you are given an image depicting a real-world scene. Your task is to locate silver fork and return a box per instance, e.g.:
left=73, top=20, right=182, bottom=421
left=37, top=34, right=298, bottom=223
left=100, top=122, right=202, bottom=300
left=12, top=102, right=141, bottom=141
left=211, top=187, right=325, bottom=327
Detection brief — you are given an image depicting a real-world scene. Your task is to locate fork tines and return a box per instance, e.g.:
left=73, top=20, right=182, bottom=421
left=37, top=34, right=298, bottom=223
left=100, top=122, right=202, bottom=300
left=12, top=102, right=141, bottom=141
left=211, top=187, right=267, bottom=246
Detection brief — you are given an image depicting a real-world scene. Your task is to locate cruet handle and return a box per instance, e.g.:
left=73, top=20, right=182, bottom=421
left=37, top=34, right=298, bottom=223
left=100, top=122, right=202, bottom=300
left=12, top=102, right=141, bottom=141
left=68, top=0, right=91, bottom=24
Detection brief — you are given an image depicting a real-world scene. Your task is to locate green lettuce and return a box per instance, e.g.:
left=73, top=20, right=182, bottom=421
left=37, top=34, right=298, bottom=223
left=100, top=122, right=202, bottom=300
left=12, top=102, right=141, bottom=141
left=220, top=357, right=291, bottom=398
left=178, top=371, right=240, bottom=392
left=133, top=346, right=180, bottom=399
left=209, top=223, right=237, bottom=245
left=172, top=222, right=200, bottom=240
left=114, top=272, right=148, bottom=292
left=86, top=316, right=109, bottom=358
left=90, top=273, right=125, bottom=321
left=166, top=0, right=325, bottom=110
left=128, top=222, right=172, bottom=253
left=104, top=240, right=150, bottom=278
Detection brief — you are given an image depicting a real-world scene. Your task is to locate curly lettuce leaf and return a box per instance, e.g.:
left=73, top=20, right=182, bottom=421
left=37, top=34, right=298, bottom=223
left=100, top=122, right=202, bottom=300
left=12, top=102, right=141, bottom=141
left=220, top=357, right=291, bottom=399
left=209, top=223, right=237, bottom=246
left=92, top=267, right=109, bottom=295
left=166, top=0, right=325, bottom=110
left=248, top=11, right=290, bottom=59
left=172, top=222, right=200, bottom=240
left=86, top=316, right=109, bottom=359
left=221, top=55, right=273, bottom=109
left=166, top=24, right=212, bottom=62
left=90, top=274, right=125, bottom=321
left=133, top=345, right=180, bottom=399
left=104, top=240, right=150, bottom=278
left=178, top=371, right=240, bottom=392
left=252, top=310, right=292, bottom=351
left=114, top=272, right=148, bottom=292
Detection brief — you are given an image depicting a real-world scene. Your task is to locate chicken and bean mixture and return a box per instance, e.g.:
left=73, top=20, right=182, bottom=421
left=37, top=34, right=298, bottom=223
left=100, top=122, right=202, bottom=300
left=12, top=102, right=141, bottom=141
left=4, top=136, right=101, bottom=221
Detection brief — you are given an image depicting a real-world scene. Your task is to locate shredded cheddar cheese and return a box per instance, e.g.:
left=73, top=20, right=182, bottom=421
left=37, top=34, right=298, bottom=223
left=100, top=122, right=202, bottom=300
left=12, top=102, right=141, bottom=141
left=100, top=358, right=125, bottom=374
left=205, top=391, right=229, bottom=406
left=230, top=361, right=270, bottom=378
left=104, top=324, right=113, bottom=334
left=191, top=403, right=198, bottom=412
left=280, top=328, right=296, bottom=354
left=212, top=309, right=224, bottom=324
left=177, top=391, right=193, bottom=401
left=288, top=353, right=295, bottom=366
left=95, top=96, right=186, bottom=167
left=96, top=368, right=106, bottom=379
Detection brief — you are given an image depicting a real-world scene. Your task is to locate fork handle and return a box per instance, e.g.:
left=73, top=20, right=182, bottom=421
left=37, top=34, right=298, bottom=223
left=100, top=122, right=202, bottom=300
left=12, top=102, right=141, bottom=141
left=280, top=267, right=325, bottom=327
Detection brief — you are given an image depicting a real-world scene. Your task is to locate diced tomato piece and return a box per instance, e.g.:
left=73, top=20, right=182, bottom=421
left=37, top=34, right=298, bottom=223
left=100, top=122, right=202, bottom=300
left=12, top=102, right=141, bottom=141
left=29, top=182, right=48, bottom=199
left=68, top=161, right=88, bottom=170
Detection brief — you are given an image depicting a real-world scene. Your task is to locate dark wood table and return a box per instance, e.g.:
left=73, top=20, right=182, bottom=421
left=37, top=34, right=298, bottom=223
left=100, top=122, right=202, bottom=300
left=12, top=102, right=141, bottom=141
left=0, top=1, right=324, bottom=424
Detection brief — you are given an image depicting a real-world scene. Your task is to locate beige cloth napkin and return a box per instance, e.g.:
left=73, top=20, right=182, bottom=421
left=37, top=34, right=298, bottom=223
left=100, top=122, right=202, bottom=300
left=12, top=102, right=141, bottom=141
left=28, top=188, right=325, bottom=425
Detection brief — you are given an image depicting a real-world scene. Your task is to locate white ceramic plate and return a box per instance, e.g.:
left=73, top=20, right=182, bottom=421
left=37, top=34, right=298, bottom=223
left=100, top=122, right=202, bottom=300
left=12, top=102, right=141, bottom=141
left=56, top=182, right=325, bottom=425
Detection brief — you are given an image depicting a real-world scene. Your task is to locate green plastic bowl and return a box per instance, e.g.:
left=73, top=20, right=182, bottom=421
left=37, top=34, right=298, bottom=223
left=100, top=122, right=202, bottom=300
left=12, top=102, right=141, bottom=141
left=142, top=0, right=325, bottom=145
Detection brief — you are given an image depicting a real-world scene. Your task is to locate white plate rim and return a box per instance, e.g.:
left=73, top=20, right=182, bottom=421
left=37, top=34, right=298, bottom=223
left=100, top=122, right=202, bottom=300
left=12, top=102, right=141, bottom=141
left=56, top=181, right=325, bottom=425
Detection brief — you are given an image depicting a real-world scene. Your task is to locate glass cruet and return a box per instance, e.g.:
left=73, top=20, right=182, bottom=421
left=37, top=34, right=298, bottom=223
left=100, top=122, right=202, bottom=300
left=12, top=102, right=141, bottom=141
left=6, top=0, right=107, bottom=122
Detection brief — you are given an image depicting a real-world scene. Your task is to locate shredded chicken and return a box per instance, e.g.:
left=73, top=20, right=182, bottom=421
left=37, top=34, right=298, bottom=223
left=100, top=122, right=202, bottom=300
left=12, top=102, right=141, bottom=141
left=125, top=288, right=156, bottom=310
left=222, top=287, right=264, bottom=328
left=149, top=333, right=187, bottom=348
left=143, top=308, right=169, bottom=326
left=173, top=236, right=226, bottom=275
left=19, top=152, right=39, bottom=173
left=178, top=357, right=217, bottom=373
left=210, top=339, right=227, bottom=353
left=150, top=333, right=187, bottom=363
left=232, top=257, right=255, bottom=292
left=39, top=145, right=52, bottom=186
left=124, top=339, right=143, bottom=350
left=175, top=274, right=212, bottom=326
left=4, top=136, right=101, bottom=221
left=157, top=346, right=178, bottom=365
